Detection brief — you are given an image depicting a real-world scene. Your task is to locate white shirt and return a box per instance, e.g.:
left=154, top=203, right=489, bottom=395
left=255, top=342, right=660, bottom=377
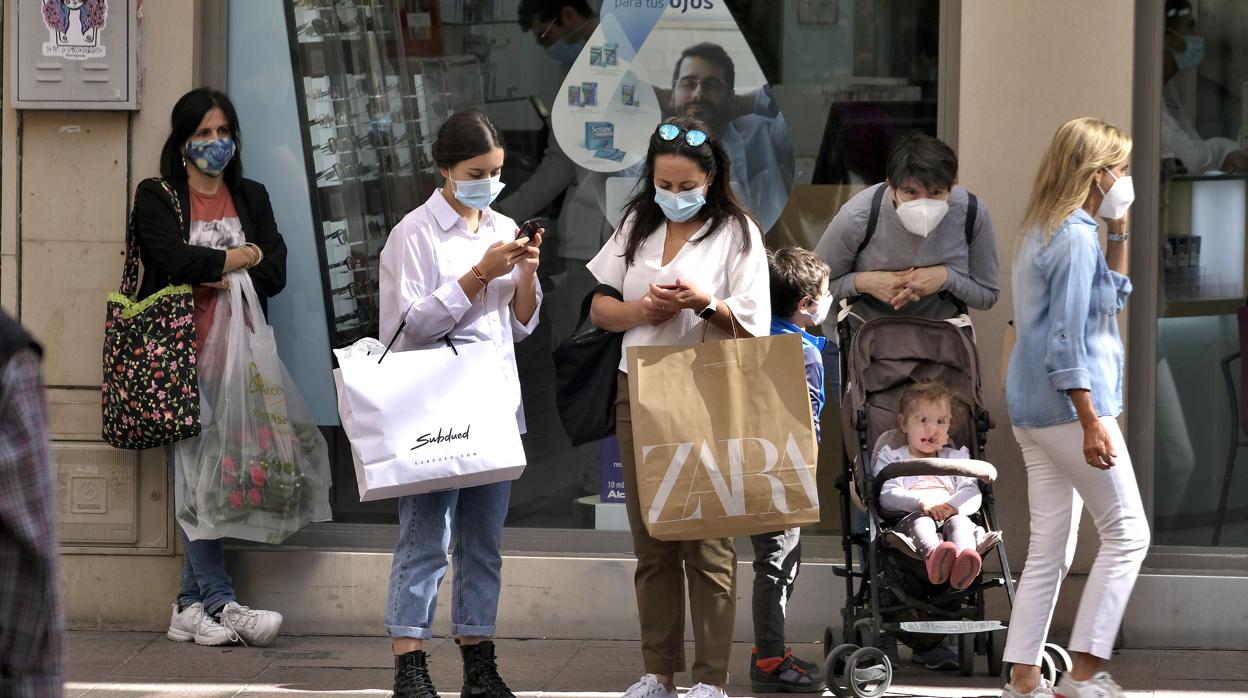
left=379, top=191, right=543, bottom=428
left=872, top=444, right=982, bottom=516
left=586, top=214, right=770, bottom=372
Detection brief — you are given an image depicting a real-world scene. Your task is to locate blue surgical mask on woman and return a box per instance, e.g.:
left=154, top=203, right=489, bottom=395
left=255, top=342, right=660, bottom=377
left=451, top=175, right=506, bottom=209
left=1174, top=35, right=1205, bottom=72
left=184, top=137, right=236, bottom=177
left=654, top=186, right=706, bottom=223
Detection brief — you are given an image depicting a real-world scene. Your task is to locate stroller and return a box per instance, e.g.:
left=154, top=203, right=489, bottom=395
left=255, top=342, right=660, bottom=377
left=820, top=307, right=1073, bottom=697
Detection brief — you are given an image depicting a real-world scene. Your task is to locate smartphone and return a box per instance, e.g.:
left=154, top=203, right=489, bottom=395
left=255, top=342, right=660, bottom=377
left=517, top=217, right=544, bottom=240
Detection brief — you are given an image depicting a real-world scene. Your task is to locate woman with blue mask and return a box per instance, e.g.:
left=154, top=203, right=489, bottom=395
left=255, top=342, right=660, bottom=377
left=585, top=117, right=768, bottom=698
left=130, top=87, right=289, bottom=650
left=379, top=109, right=541, bottom=698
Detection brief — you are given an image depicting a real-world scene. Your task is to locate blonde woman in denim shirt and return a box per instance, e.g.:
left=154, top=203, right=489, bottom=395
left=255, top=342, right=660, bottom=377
left=1000, top=118, right=1149, bottom=698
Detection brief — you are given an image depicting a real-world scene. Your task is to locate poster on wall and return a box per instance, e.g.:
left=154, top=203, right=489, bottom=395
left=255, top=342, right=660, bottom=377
left=41, top=0, right=109, bottom=60
left=552, top=0, right=794, bottom=232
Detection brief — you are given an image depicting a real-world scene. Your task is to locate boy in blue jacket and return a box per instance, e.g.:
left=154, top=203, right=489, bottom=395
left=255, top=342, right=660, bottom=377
left=749, top=247, right=833, bottom=693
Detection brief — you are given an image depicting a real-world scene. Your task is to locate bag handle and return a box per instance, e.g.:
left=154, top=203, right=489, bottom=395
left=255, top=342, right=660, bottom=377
left=698, top=309, right=743, bottom=343
left=121, top=179, right=183, bottom=297
left=377, top=319, right=456, bottom=364
left=572, top=283, right=623, bottom=336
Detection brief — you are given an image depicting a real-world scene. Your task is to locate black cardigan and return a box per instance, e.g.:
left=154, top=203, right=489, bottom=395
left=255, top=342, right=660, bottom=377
left=131, top=177, right=288, bottom=310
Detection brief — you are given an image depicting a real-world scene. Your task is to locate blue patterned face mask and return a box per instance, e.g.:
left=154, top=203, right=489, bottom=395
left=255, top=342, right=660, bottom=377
left=184, top=137, right=236, bottom=177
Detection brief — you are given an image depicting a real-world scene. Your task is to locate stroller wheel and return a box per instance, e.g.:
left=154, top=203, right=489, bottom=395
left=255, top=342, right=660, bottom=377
left=1043, top=644, right=1073, bottom=684
left=824, top=644, right=859, bottom=698
left=957, top=633, right=975, bottom=677
left=987, top=631, right=1005, bottom=677
left=844, top=646, right=892, bottom=698
left=823, top=626, right=837, bottom=658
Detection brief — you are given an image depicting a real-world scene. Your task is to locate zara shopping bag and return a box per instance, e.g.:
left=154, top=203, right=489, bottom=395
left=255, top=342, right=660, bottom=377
left=627, top=331, right=819, bottom=541
left=333, top=336, right=527, bottom=501
left=174, top=272, right=333, bottom=543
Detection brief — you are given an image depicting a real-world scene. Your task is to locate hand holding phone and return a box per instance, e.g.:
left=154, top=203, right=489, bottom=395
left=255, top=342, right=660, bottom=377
left=517, top=217, right=545, bottom=240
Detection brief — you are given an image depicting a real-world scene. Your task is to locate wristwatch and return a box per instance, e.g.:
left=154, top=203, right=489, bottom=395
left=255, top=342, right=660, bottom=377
left=697, top=296, right=718, bottom=320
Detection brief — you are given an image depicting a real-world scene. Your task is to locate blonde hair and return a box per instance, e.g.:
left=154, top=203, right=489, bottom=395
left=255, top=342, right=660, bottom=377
left=1020, top=117, right=1132, bottom=242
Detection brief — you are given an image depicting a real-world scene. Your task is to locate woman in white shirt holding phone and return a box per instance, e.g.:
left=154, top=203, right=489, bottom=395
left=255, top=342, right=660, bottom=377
left=379, top=109, right=541, bottom=698
left=587, top=116, right=769, bottom=698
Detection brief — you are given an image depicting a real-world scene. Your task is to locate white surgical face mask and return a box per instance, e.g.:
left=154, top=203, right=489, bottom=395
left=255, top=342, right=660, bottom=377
left=802, top=294, right=833, bottom=326
left=1096, top=168, right=1134, bottom=220
left=895, top=196, right=950, bottom=237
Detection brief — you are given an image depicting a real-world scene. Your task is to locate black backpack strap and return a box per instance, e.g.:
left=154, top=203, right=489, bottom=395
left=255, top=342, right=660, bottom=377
left=856, top=184, right=888, bottom=255
left=575, top=284, right=622, bottom=334
left=964, top=191, right=979, bottom=246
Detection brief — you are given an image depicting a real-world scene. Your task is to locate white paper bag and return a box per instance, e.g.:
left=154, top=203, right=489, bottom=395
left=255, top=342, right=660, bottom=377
left=333, top=338, right=526, bottom=501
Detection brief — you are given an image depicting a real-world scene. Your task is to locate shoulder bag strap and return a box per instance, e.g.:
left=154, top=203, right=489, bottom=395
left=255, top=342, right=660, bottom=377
left=120, top=178, right=185, bottom=296
left=964, top=192, right=979, bottom=246
left=856, top=184, right=888, bottom=256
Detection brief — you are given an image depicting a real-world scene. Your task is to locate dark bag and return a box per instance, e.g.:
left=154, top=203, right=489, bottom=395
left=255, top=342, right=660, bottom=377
left=553, top=284, right=624, bottom=446
left=101, top=179, right=202, bottom=449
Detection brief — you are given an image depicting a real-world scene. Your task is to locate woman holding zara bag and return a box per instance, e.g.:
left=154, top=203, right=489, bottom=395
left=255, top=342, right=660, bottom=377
left=1000, top=117, right=1149, bottom=698
left=586, top=117, right=769, bottom=698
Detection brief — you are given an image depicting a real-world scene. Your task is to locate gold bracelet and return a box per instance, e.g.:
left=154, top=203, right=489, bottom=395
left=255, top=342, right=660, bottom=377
left=244, top=243, right=264, bottom=268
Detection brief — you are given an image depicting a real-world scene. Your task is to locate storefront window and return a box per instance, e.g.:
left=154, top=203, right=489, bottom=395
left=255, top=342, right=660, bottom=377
left=1151, top=0, right=1248, bottom=547
left=233, top=0, right=941, bottom=531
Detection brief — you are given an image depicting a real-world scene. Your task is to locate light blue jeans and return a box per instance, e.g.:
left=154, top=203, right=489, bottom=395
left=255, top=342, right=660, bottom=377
left=167, top=446, right=236, bottom=614
left=385, top=481, right=512, bottom=639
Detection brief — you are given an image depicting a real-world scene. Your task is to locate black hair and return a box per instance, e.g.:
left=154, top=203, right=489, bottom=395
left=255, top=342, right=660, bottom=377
left=619, top=116, right=755, bottom=267
left=671, top=42, right=735, bottom=90
left=160, top=87, right=244, bottom=187
left=432, top=109, right=504, bottom=170
left=767, top=247, right=830, bottom=318
left=885, top=132, right=958, bottom=192
left=517, top=0, right=594, bottom=31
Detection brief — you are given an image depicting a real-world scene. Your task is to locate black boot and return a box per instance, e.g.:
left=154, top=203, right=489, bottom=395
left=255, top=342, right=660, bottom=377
left=394, top=650, right=438, bottom=698
left=459, top=640, right=515, bottom=698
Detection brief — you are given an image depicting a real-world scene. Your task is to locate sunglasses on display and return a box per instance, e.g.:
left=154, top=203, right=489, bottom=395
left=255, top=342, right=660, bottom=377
left=328, top=253, right=379, bottom=272
left=656, top=123, right=708, bottom=147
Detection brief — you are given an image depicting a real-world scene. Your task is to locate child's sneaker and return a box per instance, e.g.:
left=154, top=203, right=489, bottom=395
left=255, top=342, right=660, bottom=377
left=167, top=602, right=234, bottom=646
left=1002, top=678, right=1055, bottom=697
left=1055, top=671, right=1125, bottom=698
left=685, top=684, right=728, bottom=698
left=620, top=675, right=677, bottom=698
left=950, top=548, right=983, bottom=590
left=913, top=644, right=959, bottom=671
left=749, top=647, right=824, bottom=693
left=218, top=601, right=283, bottom=646
left=925, top=541, right=957, bottom=585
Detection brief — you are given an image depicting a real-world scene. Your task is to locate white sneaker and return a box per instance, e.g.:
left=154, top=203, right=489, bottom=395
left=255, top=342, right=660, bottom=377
left=1003, top=678, right=1055, bottom=697
left=218, top=601, right=283, bottom=647
left=1055, top=672, right=1124, bottom=698
left=684, top=684, right=728, bottom=698
left=620, top=674, right=677, bottom=698
left=167, top=602, right=234, bottom=646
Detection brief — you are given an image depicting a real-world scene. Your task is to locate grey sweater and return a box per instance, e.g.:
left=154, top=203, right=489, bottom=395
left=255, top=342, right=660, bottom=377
left=814, top=183, right=1001, bottom=316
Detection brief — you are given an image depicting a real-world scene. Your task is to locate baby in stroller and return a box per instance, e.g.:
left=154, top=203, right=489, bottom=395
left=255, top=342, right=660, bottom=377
left=873, top=381, right=983, bottom=591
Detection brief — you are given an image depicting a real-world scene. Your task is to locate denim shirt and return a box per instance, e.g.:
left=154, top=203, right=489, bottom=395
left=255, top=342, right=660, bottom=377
left=771, top=316, right=827, bottom=440
left=1006, top=209, right=1132, bottom=427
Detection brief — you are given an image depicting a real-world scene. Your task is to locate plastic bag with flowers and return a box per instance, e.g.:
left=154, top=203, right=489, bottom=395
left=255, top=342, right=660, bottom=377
left=174, top=270, right=333, bottom=543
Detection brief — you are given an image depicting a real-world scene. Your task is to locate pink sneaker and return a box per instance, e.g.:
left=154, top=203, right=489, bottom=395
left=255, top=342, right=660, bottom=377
left=925, top=541, right=956, bottom=585
left=950, top=548, right=982, bottom=590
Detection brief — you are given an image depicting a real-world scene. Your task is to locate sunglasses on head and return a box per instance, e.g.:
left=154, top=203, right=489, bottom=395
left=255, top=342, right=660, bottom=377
left=656, top=123, right=708, bottom=148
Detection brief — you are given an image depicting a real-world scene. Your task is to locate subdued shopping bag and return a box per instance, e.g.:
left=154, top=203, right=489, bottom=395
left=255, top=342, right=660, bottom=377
left=333, top=338, right=526, bottom=501
left=626, top=331, right=820, bottom=540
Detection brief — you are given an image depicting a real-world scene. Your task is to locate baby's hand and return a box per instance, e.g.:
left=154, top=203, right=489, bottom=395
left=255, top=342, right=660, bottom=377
left=929, top=503, right=957, bottom=521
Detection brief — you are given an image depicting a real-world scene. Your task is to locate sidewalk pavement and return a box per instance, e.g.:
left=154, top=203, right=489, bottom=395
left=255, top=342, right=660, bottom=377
left=66, top=631, right=1247, bottom=697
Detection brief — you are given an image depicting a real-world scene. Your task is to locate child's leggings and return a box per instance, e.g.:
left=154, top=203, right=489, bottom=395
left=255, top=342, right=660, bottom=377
left=894, top=513, right=976, bottom=556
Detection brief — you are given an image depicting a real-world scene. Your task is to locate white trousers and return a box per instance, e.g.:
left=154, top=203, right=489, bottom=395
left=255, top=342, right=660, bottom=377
left=1003, top=417, right=1150, bottom=664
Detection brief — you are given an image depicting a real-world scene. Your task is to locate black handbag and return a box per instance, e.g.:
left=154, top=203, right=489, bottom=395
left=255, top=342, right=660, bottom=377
left=553, top=284, right=624, bottom=446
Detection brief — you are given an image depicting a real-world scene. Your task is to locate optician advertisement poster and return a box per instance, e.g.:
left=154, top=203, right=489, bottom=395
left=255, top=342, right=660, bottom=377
left=552, top=0, right=795, bottom=232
